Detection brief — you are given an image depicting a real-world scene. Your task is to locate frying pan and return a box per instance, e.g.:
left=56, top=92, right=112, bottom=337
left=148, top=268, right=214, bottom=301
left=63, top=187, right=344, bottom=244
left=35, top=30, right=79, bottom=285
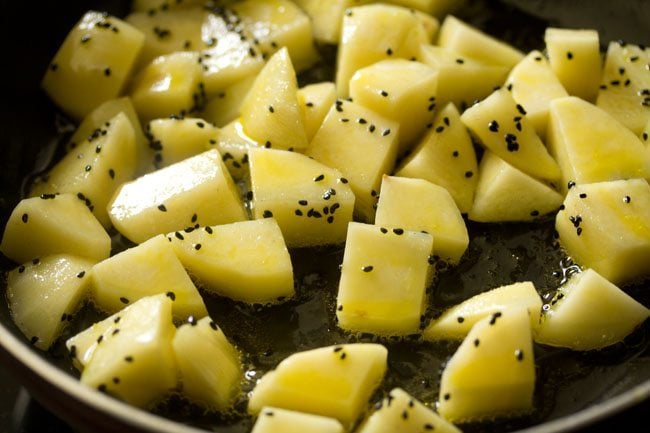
left=1, top=1, right=649, bottom=432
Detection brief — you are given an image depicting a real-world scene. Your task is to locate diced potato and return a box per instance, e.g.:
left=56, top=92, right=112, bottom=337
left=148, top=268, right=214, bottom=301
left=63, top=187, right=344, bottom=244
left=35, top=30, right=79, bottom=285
left=169, top=218, right=294, bottom=304
left=79, top=294, right=178, bottom=408
left=349, top=59, right=438, bottom=153
left=0, top=193, right=110, bottom=264
left=423, top=281, right=542, bottom=341
left=536, top=269, right=649, bottom=350
left=335, top=4, right=432, bottom=97
left=438, top=308, right=535, bottom=422
left=306, top=100, right=399, bottom=222
left=249, top=148, right=354, bottom=247
left=461, top=89, right=561, bottom=182
left=172, top=316, right=242, bottom=410
left=252, top=407, right=344, bottom=433
left=31, top=112, right=137, bottom=227
left=232, top=0, right=320, bottom=72
left=200, top=10, right=265, bottom=96
left=437, top=15, right=524, bottom=68
left=131, top=0, right=205, bottom=12
left=240, top=48, right=309, bottom=151
left=469, top=151, right=563, bottom=222
left=544, top=28, right=601, bottom=102
left=145, top=117, right=219, bottom=168
left=126, top=7, right=206, bottom=68
left=386, top=0, right=463, bottom=17
left=108, top=149, right=247, bottom=244
left=547, top=96, right=650, bottom=191
left=131, top=52, right=204, bottom=122
left=336, top=222, right=433, bottom=335
left=207, top=118, right=258, bottom=180
left=7, top=255, right=94, bottom=350
left=297, top=82, right=337, bottom=142
left=396, top=103, right=478, bottom=213
left=596, top=41, right=650, bottom=135
left=293, top=0, right=373, bottom=45
left=248, top=343, right=388, bottom=427
left=506, top=50, right=568, bottom=139
left=65, top=97, right=153, bottom=176
left=419, top=44, right=509, bottom=109
left=357, top=388, right=461, bottom=433
left=375, top=175, right=468, bottom=264
left=42, top=11, right=145, bottom=120
left=91, top=234, right=207, bottom=319
left=201, top=74, right=257, bottom=128
left=555, top=179, right=650, bottom=285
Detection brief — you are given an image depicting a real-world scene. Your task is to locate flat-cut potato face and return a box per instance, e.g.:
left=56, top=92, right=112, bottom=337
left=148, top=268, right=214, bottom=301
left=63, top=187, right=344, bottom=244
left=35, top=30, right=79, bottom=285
left=2, top=1, right=649, bottom=433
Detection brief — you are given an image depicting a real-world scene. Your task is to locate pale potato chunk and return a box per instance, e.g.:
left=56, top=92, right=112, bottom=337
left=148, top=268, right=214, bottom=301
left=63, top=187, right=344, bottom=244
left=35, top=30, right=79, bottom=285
left=252, top=407, right=344, bottom=433
left=297, top=82, right=337, bottom=142
left=7, top=255, right=95, bottom=350
left=146, top=117, right=219, bottom=168
left=555, top=179, right=650, bottom=285
left=169, top=219, right=294, bottom=304
left=173, top=316, right=242, bottom=410
left=545, top=28, right=601, bottom=102
left=336, top=222, right=433, bottom=335
left=108, top=149, right=246, bottom=244
left=248, top=343, right=388, bottom=427
left=375, top=175, right=468, bottom=264
left=536, top=269, right=649, bottom=350
left=0, top=193, right=110, bottom=264
left=438, top=308, right=535, bottom=422
left=42, top=11, right=145, bottom=120
left=91, top=235, right=207, bottom=320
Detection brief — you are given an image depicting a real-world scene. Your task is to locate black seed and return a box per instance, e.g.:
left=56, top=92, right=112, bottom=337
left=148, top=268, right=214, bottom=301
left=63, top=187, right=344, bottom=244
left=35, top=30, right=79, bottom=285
left=362, top=265, right=374, bottom=272
left=402, top=410, right=408, bottom=420
left=327, top=215, right=334, bottom=224
left=98, top=384, right=107, bottom=392
left=464, top=171, right=473, bottom=178
left=333, top=346, right=343, bottom=353
left=268, top=105, right=274, bottom=113
left=567, top=180, right=576, bottom=189
left=263, top=210, right=273, bottom=218
left=119, top=297, right=129, bottom=304
left=369, top=124, right=376, bottom=132
left=295, top=209, right=303, bottom=216
left=579, top=193, right=587, bottom=199
left=21, top=213, right=28, bottom=223
left=340, top=118, right=350, bottom=122
left=299, top=200, right=308, bottom=206
left=305, top=101, right=314, bottom=107
left=393, top=228, right=404, bottom=235
left=166, top=291, right=176, bottom=301
left=566, top=51, right=573, bottom=60
left=474, top=338, right=480, bottom=347
left=516, top=104, right=527, bottom=115
left=158, top=204, right=167, bottom=212
left=194, top=244, right=202, bottom=250
left=77, top=271, right=86, bottom=278
left=49, top=63, right=58, bottom=71
left=380, top=90, right=388, bottom=97
left=188, top=316, right=197, bottom=326
left=424, top=423, right=434, bottom=430
left=624, top=195, right=631, bottom=203
left=443, top=393, right=451, bottom=401
left=97, top=335, right=104, bottom=344
left=175, top=232, right=184, bottom=240
left=337, top=305, right=343, bottom=311
left=436, top=126, right=444, bottom=133
left=314, top=174, right=325, bottom=182
left=488, top=120, right=499, bottom=132
left=18, top=265, right=25, bottom=273
left=108, top=169, right=115, bottom=179
left=457, top=316, right=465, bottom=323
left=489, top=311, right=502, bottom=325
left=452, top=150, right=459, bottom=157
left=209, top=320, right=218, bottom=330
left=577, top=227, right=583, bottom=236
left=380, top=227, right=388, bottom=234
left=340, top=352, right=346, bottom=360
left=386, top=48, right=393, bottom=55
left=32, top=258, right=40, bottom=265
left=124, top=356, right=133, bottom=362
left=515, top=349, right=524, bottom=361
left=455, top=58, right=465, bottom=64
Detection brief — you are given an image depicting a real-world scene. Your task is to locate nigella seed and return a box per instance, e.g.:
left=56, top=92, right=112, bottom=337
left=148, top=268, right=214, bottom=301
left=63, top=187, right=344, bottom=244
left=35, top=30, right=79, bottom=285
left=205, top=226, right=213, bottom=234
left=124, top=356, right=133, bottom=362
left=443, top=393, right=451, bottom=401
left=194, top=244, right=202, bottom=250
left=166, top=291, right=176, bottom=301
left=579, top=193, right=587, bottom=198
left=339, top=177, right=349, bottom=184
left=50, top=63, right=58, bottom=71
left=577, top=227, right=583, bottom=236
left=362, top=265, right=374, bottom=272
left=489, top=311, right=502, bottom=325
left=369, top=124, right=376, bottom=133
left=209, top=321, right=218, bottom=330
left=566, top=51, right=573, bottom=60
left=382, top=128, right=391, bottom=136
left=119, top=297, right=129, bottom=304
left=314, top=174, right=325, bottom=182
left=427, top=255, right=435, bottom=265
left=380, top=227, right=388, bottom=234
left=424, top=424, right=434, bottom=430
left=298, top=199, right=308, bottom=206
left=516, top=104, right=527, bottom=115
left=98, top=384, right=107, bottom=392
left=18, top=265, right=25, bottom=273
left=108, top=169, right=115, bottom=179
left=402, top=410, right=408, bottom=420
left=158, top=204, right=167, bottom=212
left=624, top=195, right=631, bottom=203
left=175, top=232, right=184, bottom=240
left=295, top=209, right=303, bottom=216
left=97, top=335, right=104, bottom=344
left=457, top=316, right=465, bottom=323
left=188, top=316, right=197, bottom=326
left=474, top=338, right=480, bottom=347
left=465, top=171, right=473, bottom=178
left=340, top=352, right=347, bottom=360
left=436, top=126, right=445, bottom=133
left=357, top=118, right=367, bottom=124
left=268, top=105, right=274, bottom=113
left=263, top=210, right=273, bottom=218
left=567, top=180, right=576, bottom=189
left=32, top=258, right=40, bottom=265
left=393, top=228, right=404, bottom=235
left=455, top=58, right=465, bottom=64
left=337, top=305, right=343, bottom=311
left=333, top=346, right=343, bottom=353
left=81, top=34, right=91, bottom=43
left=77, top=271, right=86, bottom=278
left=85, top=164, right=92, bottom=172
left=21, top=213, right=28, bottom=223
left=452, top=150, right=459, bottom=157
left=488, top=120, right=499, bottom=132
left=264, top=141, right=271, bottom=148
left=515, top=349, right=524, bottom=361
left=327, top=215, right=334, bottom=224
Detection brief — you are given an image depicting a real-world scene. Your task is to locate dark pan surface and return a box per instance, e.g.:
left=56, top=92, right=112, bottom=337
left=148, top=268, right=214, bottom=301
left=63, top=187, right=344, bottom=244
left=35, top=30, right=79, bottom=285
left=1, top=1, right=649, bottom=432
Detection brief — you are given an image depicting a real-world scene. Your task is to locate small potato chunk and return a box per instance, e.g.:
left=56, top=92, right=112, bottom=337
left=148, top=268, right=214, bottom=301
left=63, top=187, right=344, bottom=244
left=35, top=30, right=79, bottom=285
left=297, top=82, right=337, bottom=142
left=438, top=308, right=535, bottom=422
left=108, top=149, right=246, bottom=244
left=545, top=28, right=601, bottom=102
left=536, top=269, right=649, bottom=350
left=375, top=175, right=468, bottom=264
left=91, top=234, right=207, bottom=320
left=173, top=316, right=242, bottom=410
left=42, top=11, right=145, bottom=120
left=249, top=148, right=355, bottom=247
left=169, top=219, right=295, bottom=304
left=7, top=255, right=95, bottom=350
left=248, top=343, right=388, bottom=428
left=252, top=407, right=344, bottom=433
left=336, top=222, right=433, bottom=336
left=0, top=193, right=110, bottom=264
left=146, top=117, right=219, bottom=168
left=555, top=179, right=650, bottom=285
